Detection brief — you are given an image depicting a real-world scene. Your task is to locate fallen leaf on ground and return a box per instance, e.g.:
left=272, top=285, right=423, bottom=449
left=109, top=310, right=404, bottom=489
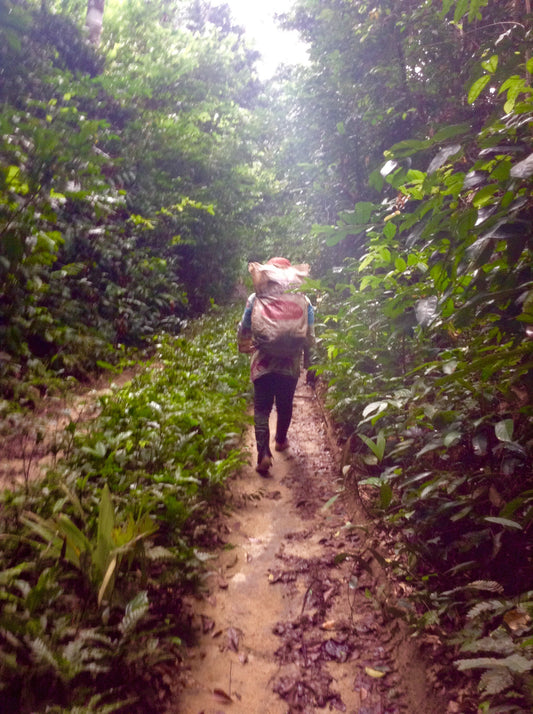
left=321, top=620, right=336, bottom=630
left=227, top=626, right=240, bottom=652
left=201, top=615, right=215, bottom=633
left=365, top=666, right=386, bottom=678
left=213, top=687, right=232, bottom=703
left=504, top=608, right=530, bottom=632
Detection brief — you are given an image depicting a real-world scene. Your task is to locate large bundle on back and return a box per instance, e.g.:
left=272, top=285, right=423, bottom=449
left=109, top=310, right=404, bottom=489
left=248, top=260, right=309, bottom=297
left=249, top=260, right=310, bottom=357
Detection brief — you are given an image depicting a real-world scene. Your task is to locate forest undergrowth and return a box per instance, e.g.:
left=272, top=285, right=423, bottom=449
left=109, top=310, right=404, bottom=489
left=0, top=304, right=531, bottom=713
left=0, top=308, right=251, bottom=713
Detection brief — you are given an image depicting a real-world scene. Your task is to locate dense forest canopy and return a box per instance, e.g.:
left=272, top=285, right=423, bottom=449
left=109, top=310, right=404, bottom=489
left=0, top=0, right=532, bottom=712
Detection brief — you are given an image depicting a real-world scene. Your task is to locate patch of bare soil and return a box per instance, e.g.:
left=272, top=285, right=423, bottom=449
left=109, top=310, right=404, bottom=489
left=174, top=377, right=449, bottom=714
left=0, top=369, right=135, bottom=489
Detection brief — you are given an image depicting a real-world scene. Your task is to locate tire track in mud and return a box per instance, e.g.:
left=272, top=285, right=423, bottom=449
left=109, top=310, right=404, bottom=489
left=175, top=377, right=445, bottom=714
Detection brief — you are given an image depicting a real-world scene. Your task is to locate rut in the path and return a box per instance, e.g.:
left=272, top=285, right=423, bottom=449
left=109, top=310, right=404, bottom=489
left=176, top=379, right=445, bottom=714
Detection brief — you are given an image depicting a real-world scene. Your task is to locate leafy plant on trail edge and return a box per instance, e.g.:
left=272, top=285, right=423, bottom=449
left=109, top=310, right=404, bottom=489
left=0, top=308, right=250, bottom=713
left=313, top=44, right=533, bottom=713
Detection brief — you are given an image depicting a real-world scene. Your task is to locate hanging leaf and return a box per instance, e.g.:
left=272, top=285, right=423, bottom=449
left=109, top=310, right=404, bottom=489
left=427, top=144, right=462, bottom=173
left=432, top=123, right=471, bottom=142
left=380, top=159, right=398, bottom=177
left=362, top=401, right=388, bottom=419
left=353, top=201, right=375, bottom=225
left=494, top=419, right=513, bottom=442
left=468, top=74, right=491, bottom=103
left=481, top=55, right=498, bottom=73
left=510, top=153, right=533, bottom=179
left=383, top=220, right=397, bottom=239
left=452, top=0, right=470, bottom=22
left=484, top=516, right=522, bottom=530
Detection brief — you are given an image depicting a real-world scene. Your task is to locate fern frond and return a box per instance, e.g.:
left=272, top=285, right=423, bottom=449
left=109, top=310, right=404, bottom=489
left=0, top=561, right=34, bottom=586
left=84, top=660, right=111, bottom=674
left=119, top=591, right=149, bottom=636
left=466, top=599, right=504, bottom=620
left=456, top=654, right=533, bottom=673
left=145, top=545, right=176, bottom=561
left=68, top=694, right=138, bottom=714
left=461, top=634, right=515, bottom=655
left=502, top=654, right=533, bottom=674
left=30, top=637, right=59, bottom=671
left=479, top=666, right=513, bottom=695
left=469, top=580, right=504, bottom=594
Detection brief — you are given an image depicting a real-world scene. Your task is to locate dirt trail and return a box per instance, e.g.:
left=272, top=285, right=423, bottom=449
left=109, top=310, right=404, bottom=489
left=176, top=377, right=446, bottom=714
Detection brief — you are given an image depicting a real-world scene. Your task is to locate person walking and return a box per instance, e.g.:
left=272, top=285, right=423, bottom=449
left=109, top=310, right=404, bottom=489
left=238, top=257, right=315, bottom=475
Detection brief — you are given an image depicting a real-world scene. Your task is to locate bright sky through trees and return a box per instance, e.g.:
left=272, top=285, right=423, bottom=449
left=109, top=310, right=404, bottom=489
left=219, top=0, right=308, bottom=77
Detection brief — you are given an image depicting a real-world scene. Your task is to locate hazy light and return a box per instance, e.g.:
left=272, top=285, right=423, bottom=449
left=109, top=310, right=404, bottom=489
left=218, top=0, right=309, bottom=78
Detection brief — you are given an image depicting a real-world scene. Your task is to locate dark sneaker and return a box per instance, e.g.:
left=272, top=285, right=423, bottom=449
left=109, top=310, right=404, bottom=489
left=256, top=455, right=272, bottom=475
left=275, top=440, right=289, bottom=452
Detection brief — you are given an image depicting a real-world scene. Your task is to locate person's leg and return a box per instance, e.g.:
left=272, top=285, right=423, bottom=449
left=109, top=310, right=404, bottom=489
left=253, top=374, right=276, bottom=467
left=273, top=374, right=298, bottom=449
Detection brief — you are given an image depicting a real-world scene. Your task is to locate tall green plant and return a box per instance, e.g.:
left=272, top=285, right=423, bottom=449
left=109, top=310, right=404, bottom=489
left=312, top=24, right=532, bottom=712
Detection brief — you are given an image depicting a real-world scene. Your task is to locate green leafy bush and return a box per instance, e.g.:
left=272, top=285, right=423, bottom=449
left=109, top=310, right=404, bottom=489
left=315, top=43, right=533, bottom=712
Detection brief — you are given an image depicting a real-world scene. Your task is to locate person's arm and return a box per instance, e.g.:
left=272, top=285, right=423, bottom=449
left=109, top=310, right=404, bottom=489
left=303, top=299, right=315, bottom=371
left=237, top=294, right=256, bottom=353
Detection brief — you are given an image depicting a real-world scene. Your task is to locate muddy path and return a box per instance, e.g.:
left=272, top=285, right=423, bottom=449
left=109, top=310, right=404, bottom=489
left=176, top=377, right=447, bottom=714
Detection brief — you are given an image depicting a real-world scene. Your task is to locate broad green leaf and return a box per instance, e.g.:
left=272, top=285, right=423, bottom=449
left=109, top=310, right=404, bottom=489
left=383, top=221, right=396, bottom=239
left=394, top=256, right=406, bottom=271
left=440, top=0, right=454, bottom=17
left=442, top=359, right=458, bottom=374
left=472, top=184, right=498, bottom=208
left=56, top=514, right=91, bottom=569
left=494, top=419, right=513, bottom=442
left=453, top=0, right=469, bottom=23
left=324, top=227, right=349, bottom=247
left=362, top=401, right=388, bottom=419
left=353, top=201, right=374, bottom=225
left=510, top=153, right=533, bottom=179
left=95, top=484, right=115, bottom=580
left=432, top=123, right=471, bottom=142
left=321, top=493, right=341, bottom=511
left=468, top=75, right=491, bottom=103
left=444, top=431, right=461, bottom=447
left=469, top=0, right=489, bottom=21
left=481, top=55, right=498, bottom=74
left=379, top=482, right=393, bottom=510
left=485, top=516, right=522, bottom=530
left=6, top=165, right=20, bottom=183
left=358, top=430, right=386, bottom=461
left=387, top=138, right=432, bottom=158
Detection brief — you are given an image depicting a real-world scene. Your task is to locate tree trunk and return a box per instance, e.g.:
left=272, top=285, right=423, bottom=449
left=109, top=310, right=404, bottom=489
left=85, top=0, right=105, bottom=46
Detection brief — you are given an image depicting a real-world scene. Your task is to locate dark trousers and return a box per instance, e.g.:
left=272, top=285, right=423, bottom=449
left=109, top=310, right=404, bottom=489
left=253, top=372, right=298, bottom=462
